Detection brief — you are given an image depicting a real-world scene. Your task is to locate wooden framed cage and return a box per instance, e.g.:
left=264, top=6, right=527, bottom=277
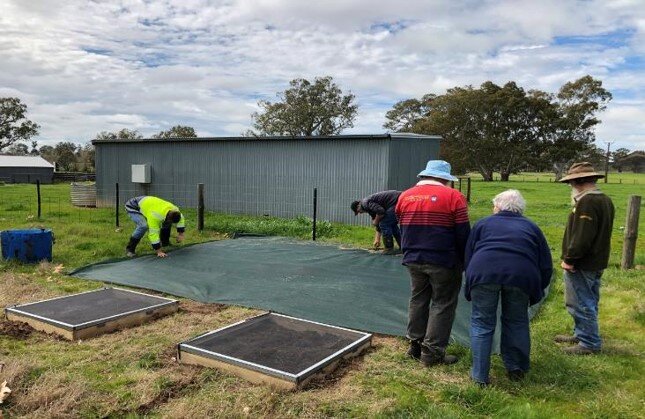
left=5, top=288, right=178, bottom=340
left=178, top=312, right=372, bottom=389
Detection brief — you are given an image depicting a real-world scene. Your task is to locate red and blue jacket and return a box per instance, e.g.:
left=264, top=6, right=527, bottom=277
left=395, top=180, right=471, bottom=268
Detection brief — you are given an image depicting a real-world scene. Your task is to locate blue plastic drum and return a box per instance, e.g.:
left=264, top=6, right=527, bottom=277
left=1, top=229, right=53, bottom=263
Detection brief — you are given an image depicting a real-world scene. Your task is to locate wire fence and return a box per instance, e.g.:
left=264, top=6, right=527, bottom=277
left=1, top=174, right=640, bottom=232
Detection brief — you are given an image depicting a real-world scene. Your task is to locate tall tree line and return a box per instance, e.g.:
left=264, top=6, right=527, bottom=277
left=384, top=75, right=613, bottom=180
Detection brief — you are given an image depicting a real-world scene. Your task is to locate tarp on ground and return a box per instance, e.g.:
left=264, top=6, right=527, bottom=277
left=70, top=236, right=548, bottom=348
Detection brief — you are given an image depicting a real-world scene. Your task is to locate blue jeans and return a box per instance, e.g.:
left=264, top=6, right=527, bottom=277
left=564, top=269, right=602, bottom=350
left=127, top=211, right=149, bottom=240
left=470, top=284, right=530, bottom=384
left=379, top=207, right=401, bottom=246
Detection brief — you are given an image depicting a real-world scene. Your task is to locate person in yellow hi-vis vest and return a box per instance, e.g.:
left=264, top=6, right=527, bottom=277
left=124, top=196, right=185, bottom=258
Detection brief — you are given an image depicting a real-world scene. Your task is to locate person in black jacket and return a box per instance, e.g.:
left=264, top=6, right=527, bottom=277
left=351, top=190, right=401, bottom=255
left=557, top=162, right=614, bottom=355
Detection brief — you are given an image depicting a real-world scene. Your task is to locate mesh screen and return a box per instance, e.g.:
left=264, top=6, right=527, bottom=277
left=187, top=314, right=364, bottom=374
left=12, top=288, right=173, bottom=326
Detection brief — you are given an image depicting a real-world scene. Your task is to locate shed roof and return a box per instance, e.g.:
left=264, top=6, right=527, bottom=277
left=92, top=133, right=441, bottom=144
left=0, top=155, right=55, bottom=168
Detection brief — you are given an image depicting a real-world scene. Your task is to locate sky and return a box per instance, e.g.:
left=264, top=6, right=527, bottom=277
left=1, top=0, right=643, bottom=151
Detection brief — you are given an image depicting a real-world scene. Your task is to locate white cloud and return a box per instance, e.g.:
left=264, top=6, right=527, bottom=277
left=0, top=0, right=642, bottom=150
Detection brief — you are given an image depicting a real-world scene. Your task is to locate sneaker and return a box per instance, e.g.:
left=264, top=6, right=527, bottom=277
left=507, top=370, right=525, bottom=381
left=421, top=352, right=458, bottom=367
left=563, top=344, right=599, bottom=355
left=554, top=335, right=579, bottom=344
left=407, top=341, right=422, bottom=361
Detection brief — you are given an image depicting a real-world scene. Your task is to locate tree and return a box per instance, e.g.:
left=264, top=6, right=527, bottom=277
left=53, top=142, right=79, bottom=171
left=384, top=75, right=612, bottom=181
left=411, top=81, right=553, bottom=180
left=29, top=140, right=39, bottom=155
left=39, top=145, right=55, bottom=163
left=383, top=94, right=435, bottom=132
left=152, top=125, right=197, bottom=139
left=0, top=97, right=40, bottom=152
left=5, top=143, right=29, bottom=155
left=76, top=143, right=95, bottom=172
left=250, top=76, right=358, bottom=136
left=93, top=128, right=143, bottom=141
left=545, top=76, right=612, bottom=179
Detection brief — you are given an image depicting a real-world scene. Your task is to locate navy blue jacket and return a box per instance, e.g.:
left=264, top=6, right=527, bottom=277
left=464, top=211, right=552, bottom=305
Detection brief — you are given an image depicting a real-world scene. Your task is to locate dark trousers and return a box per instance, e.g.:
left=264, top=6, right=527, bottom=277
left=379, top=207, right=401, bottom=247
left=406, top=263, right=461, bottom=358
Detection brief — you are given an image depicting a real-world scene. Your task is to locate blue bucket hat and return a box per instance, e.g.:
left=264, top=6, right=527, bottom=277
left=417, top=160, right=458, bottom=181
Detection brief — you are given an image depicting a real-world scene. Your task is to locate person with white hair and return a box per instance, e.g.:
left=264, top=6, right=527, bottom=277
left=464, top=189, right=552, bottom=386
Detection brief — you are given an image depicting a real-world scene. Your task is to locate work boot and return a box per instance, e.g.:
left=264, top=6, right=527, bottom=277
left=407, top=340, right=422, bottom=361
left=563, top=344, right=599, bottom=355
left=126, top=237, right=140, bottom=257
left=554, top=334, right=579, bottom=344
left=381, top=236, right=401, bottom=255
left=420, top=349, right=458, bottom=367
left=507, top=370, right=525, bottom=382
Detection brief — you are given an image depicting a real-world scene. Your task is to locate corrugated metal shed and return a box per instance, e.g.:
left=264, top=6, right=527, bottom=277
left=0, top=155, right=54, bottom=184
left=93, top=134, right=441, bottom=224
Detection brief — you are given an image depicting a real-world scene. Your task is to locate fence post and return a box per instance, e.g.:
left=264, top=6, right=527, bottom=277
left=467, top=177, right=472, bottom=203
left=115, top=182, right=120, bottom=227
left=312, top=187, right=318, bottom=241
left=36, top=180, right=41, bottom=219
left=621, top=195, right=641, bottom=270
left=198, top=183, right=204, bottom=232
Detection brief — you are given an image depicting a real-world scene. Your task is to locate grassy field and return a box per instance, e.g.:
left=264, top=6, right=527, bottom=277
left=0, top=174, right=644, bottom=418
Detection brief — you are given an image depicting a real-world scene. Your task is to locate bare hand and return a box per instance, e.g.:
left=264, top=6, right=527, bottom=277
left=373, top=240, right=381, bottom=249
left=157, top=251, right=168, bottom=258
left=561, top=261, right=575, bottom=272
left=177, top=233, right=185, bottom=243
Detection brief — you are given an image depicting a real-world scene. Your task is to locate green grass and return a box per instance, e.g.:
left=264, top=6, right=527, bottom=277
left=1, top=177, right=644, bottom=418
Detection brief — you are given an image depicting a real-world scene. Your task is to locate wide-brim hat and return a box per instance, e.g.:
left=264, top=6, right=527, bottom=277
left=417, top=160, right=458, bottom=181
left=559, top=162, right=604, bottom=183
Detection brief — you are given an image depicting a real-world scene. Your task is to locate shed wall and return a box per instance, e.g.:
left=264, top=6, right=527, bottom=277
left=387, top=138, right=441, bottom=191
left=0, top=167, right=53, bottom=184
left=96, top=138, right=399, bottom=224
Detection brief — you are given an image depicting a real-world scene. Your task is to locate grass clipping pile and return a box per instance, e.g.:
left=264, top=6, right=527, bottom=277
left=0, top=320, right=33, bottom=340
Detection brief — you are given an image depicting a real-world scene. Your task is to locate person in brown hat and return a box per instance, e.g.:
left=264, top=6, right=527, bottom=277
left=556, top=162, right=614, bottom=355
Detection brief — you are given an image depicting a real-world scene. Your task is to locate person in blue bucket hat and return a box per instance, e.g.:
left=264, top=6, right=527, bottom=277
left=396, top=160, right=470, bottom=367
left=416, top=160, right=459, bottom=181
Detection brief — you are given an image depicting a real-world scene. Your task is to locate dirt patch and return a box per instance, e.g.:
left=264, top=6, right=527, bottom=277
left=0, top=320, right=33, bottom=339
left=179, top=300, right=227, bottom=315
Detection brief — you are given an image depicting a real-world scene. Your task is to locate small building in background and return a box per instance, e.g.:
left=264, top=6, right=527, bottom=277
left=0, top=155, right=55, bottom=184
left=618, top=151, right=645, bottom=173
left=93, top=134, right=441, bottom=224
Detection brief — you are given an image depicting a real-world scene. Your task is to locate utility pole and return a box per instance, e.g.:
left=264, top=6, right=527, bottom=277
left=604, top=141, right=613, bottom=184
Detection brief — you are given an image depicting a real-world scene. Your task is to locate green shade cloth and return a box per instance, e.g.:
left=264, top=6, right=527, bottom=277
left=71, top=236, right=548, bottom=348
